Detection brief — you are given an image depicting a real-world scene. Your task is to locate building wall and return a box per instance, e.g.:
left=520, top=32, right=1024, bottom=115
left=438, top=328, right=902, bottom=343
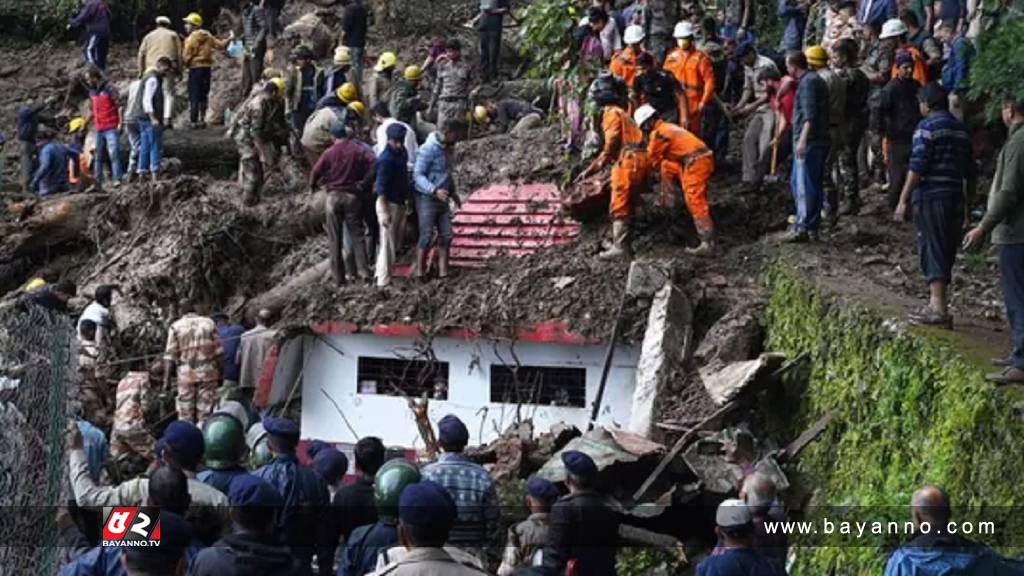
left=299, top=333, right=640, bottom=447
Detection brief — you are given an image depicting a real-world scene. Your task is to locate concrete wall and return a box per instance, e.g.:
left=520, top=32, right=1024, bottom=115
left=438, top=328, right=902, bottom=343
left=297, top=333, right=640, bottom=447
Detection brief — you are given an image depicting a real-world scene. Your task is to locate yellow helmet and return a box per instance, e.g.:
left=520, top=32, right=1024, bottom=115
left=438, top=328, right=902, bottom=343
left=347, top=101, right=366, bottom=116
left=269, top=77, right=287, bottom=94
left=333, top=46, right=352, bottom=66
left=336, top=82, right=358, bottom=103
left=374, top=51, right=398, bottom=72
left=473, top=105, right=490, bottom=124
left=804, top=45, right=828, bottom=68
left=68, top=117, right=87, bottom=134
left=262, top=67, right=284, bottom=80
left=183, top=12, right=203, bottom=27
left=403, top=65, right=424, bottom=82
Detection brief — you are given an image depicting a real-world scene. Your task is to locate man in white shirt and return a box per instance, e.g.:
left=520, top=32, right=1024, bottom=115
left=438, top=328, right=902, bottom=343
left=371, top=102, right=417, bottom=169
left=78, top=284, right=116, bottom=348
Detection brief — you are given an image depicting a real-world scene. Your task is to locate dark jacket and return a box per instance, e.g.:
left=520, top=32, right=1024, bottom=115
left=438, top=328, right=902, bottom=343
left=541, top=489, right=621, bottom=576
left=216, top=324, right=246, bottom=382
left=635, top=70, right=678, bottom=116
left=793, top=69, right=830, bottom=145
left=342, top=1, right=369, bottom=49
left=241, top=3, right=268, bottom=51
left=16, top=104, right=49, bottom=142
left=884, top=533, right=1024, bottom=576
left=311, top=139, right=377, bottom=194
left=188, top=532, right=304, bottom=576
left=696, top=548, right=787, bottom=576
left=320, top=66, right=349, bottom=100
left=331, top=475, right=378, bottom=542
left=337, top=522, right=398, bottom=576
left=389, top=79, right=426, bottom=127
left=878, top=77, right=921, bottom=141
left=375, top=144, right=410, bottom=204
left=31, top=140, right=76, bottom=196
left=253, top=454, right=329, bottom=572
left=69, top=0, right=111, bottom=37
left=909, top=110, right=974, bottom=202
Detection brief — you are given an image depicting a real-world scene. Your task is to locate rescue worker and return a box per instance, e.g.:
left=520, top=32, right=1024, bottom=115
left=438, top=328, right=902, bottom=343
left=879, top=18, right=928, bottom=85
left=31, top=126, right=76, bottom=197
left=303, top=92, right=352, bottom=164
left=182, top=12, right=233, bottom=129
left=338, top=459, right=421, bottom=576
left=372, top=102, right=418, bottom=165
left=66, top=117, right=93, bottom=193
left=68, top=419, right=229, bottom=519
left=163, top=301, right=224, bottom=426
left=68, top=0, right=112, bottom=71
left=240, top=0, right=269, bottom=98
left=834, top=37, right=870, bottom=216
left=861, top=21, right=896, bottom=185
left=76, top=320, right=108, bottom=428
left=322, top=46, right=353, bottom=100
left=894, top=83, right=973, bottom=328
left=936, top=21, right=975, bottom=120
left=109, top=362, right=161, bottom=474
left=287, top=45, right=324, bottom=148
left=253, top=417, right=330, bottom=576
left=695, top=499, right=787, bottom=576
left=578, top=81, right=649, bottom=260
left=370, top=52, right=398, bottom=110
left=784, top=50, right=830, bottom=243
left=878, top=52, right=922, bottom=212
left=634, top=52, right=685, bottom=124
left=429, top=39, right=471, bottom=130
left=330, top=435, right=385, bottom=543
left=196, top=412, right=250, bottom=495
left=212, top=312, right=244, bottom=387
left=413, top=120, right=464, bottom=279
left=421, top=414, right=499, bottom=558
left=312, top=117, right=377, bottom=285
left=318, top=81, right=359, bottom=111
left=230, top=77, right=289, bottom=206
left=86, top=67, right=122, bottom=186
left=16, top=100, right=53, bottom=193
left=496, top=477, right=559, bottom=576
left=374, top=122, right=412, bottom=288
left=138, top=16, right=182, bottom=125
left=238, top=308, right=278, bottom=394
left=368, top=480, right=490, bottom=576
left=472, top=99, right=544, bottom=133
left=636, top=103, right=716, bottom=254
left=732, top=42, right=779, bottom=192
left=188, top=474, right=303, bottom=575
left=342, top=0, right=369, bottom=96
left=610, top=24, right=648, bottom=89
left=663, top=21, right=715, bottom=135
left=308, top=441, right=349, bottom=492
left=476, top=0, right=511, bottom=81
left=903, top=11, right=942, bottom=79
left=807, top=45, right=846, bottom=226
left=541, top=451, right=621, bottom=576
left=389, top=66, right=428, bottom=131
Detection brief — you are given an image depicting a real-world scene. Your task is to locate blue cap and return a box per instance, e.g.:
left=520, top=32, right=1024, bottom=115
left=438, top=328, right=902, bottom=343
left=399, top=479, right=457, bottom=529
left=735, top=41, right=755, bottom=58
left=561, top=450, right=598, bottom=478
left=306, top=439, right=329, bottom=459
left=124, top=511, right=192, bottom=564
left=158, top=421, right=204, bottom=468
left=895, top=50, right=913, bottom=67
left=437, top=414, right=469, bottom=448
left=385, top=122, right=408, bottom=141
left=263, top=417, right=300, bottom=439
left=526, top=476, right=560, bottom=503
left=228, top=473, right=285, bottom=507
left=314, top=447, right=349, bottom=485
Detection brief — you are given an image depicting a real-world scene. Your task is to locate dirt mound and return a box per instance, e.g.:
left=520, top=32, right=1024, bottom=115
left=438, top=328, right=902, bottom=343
left=454, top=125, right=564, bottom=197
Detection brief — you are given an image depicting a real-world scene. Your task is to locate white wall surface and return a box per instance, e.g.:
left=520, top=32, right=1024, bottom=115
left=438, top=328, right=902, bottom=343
left=298, top=333, right=639, bottom=447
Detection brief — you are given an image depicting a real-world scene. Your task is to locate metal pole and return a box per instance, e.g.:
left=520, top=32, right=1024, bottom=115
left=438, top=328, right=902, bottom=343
left=589, top=290, right=629, bottom=429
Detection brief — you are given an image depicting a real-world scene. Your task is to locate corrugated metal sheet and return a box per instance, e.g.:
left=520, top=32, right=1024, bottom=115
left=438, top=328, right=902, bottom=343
left=450, top=183, right=580, bottom=268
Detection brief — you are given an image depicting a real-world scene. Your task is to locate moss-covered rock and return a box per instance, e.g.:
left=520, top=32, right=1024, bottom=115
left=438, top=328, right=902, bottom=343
left=764, top=264, right=1024, bottom=574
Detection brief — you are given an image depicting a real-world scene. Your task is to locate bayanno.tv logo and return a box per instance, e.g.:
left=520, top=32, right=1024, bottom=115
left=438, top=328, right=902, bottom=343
left=102, top=506, right=162, bottom=547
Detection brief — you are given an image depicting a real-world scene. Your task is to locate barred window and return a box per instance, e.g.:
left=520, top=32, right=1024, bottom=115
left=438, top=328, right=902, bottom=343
left=489, top=365, right=586, bottom=407
left=356, top=357, right=450, bottom=400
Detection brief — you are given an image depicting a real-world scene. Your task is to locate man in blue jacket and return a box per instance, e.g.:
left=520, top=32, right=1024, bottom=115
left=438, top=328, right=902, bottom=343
left=31, top=127, right=77, bottom=197
left=68, top=0, right=112, bottom=70
left=884, top=486, right=1024, bottom=576
left=936, top=21, right=975, bottom=120
left=413, top=119, right=465, bottom=279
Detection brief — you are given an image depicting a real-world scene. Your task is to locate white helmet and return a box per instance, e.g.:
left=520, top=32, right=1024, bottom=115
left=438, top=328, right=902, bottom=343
left=633, top=104, right=657, bottom=127
left=673, top=21, right=696, bottom=38
left=623, top=24, right=646, bottom=45
left=879, top=18, right=908, bottom=39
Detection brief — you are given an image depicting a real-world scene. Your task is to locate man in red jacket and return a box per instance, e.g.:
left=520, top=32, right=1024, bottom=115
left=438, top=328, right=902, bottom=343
left=86, top=67, right=122, bottom=186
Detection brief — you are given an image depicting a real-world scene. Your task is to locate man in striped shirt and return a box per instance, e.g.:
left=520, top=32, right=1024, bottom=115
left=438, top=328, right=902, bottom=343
left=894, top=83, right=974, bottom=328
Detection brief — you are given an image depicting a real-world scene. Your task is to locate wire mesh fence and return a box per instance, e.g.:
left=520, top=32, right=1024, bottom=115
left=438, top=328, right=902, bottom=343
left=0, top=300, right=75, bottom=575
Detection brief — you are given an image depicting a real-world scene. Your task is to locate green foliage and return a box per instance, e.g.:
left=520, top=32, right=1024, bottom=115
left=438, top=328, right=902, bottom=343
left=616, top=548, right=678, bottom=576
left=763, top=264, right=1024, bottom=575
left=518, top=0, right=580, bottom=79
left=968, top=19, right=1024, bottom=118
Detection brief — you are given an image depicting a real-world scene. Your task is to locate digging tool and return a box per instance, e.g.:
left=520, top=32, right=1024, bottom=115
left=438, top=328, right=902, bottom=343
left=764, top=124, right=782, bottom=185
left=588, top=287, right=630, bottom=430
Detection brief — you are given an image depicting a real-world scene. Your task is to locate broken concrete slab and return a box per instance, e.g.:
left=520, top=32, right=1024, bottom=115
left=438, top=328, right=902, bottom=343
left=536, top=426, right=664, bottom=484
left=682, top=429, right=790, bottom=495
left=626, top=260, right=671, bottom=298
left=698, top=352, right=786, bottom=406
left=694, top=303, right=764, bottom=366
left=628, top=283, right=692, bottom=437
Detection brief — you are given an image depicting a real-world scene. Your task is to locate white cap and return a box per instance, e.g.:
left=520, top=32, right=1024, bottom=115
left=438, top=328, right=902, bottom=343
left=155, top=15, right=171, bottom=26
left=623, top=24, right=646, bottom=45
left=633, top=104, right=657, bottom=127
left=716, top=498, right=754, bottom=528
left=879, top=18, right=908, bottom=39
left=673, top=21, right=696, bottom=38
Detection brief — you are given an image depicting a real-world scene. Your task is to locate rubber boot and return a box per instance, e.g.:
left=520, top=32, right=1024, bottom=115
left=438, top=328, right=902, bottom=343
left=414, top=247, right=428, bottom=279
left=687, top=228, right=715, bottom=255
left=437, top=247, right=450, bottom=278
left=599, top=220, right=630, bottom=260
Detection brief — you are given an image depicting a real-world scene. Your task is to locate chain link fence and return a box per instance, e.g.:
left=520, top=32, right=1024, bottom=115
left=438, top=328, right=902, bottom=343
left=0, top=301, right=75, bottom=575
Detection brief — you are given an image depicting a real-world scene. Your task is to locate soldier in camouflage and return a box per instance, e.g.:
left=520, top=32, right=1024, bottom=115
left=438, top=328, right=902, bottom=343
left=429, top=40, right=472, bottom=130
left=164, top=302, right=224, bottom=426
left=110, top=361, right=161, bottom=471
left=229, top=78, right=290, bottom=206
left=76, top=319, right=111, bottom=428
left=497, top=477, right=559, bottom=575
left=861, top=21, right=896, bottom=184
left=390, top=65, right=428, bottom=131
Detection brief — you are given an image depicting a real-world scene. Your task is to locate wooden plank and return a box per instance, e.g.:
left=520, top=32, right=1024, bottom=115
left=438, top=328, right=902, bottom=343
left=781, top=409, right=837, bottom=462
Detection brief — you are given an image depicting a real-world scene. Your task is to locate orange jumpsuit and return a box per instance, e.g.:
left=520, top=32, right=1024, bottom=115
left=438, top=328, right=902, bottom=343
left=609, top=46, right=645, bottom=89
left=595, top=105, right=649, bottom=220
left=662, top=47, right=715, bottom=136
left=647, top=120, right=714, bottom=234
left=890, top=44, right=929, bottom=85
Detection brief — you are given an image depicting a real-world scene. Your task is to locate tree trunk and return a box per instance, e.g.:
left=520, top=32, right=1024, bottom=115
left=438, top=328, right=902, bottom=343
left=0, top=195, right=104, bottom=263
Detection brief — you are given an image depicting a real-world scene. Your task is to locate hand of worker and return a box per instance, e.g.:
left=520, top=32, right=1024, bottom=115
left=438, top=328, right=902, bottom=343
left=66, top=420, right=83, bottom=451
left=436, top=188, right=449, bottom=202
left=149, top=114, right=161, bottom=126
left=796, top=138, right=807, bottom=159
left=893, top=201, right=908, bottom=222
left=962, top=226, right=986, bottom=251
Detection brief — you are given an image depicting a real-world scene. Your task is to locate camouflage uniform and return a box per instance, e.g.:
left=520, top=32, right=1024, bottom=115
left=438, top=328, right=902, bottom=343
left=109, top=371, right=157, bottom=465
left=76, top=337, right=111, bottom=428
left=389, top=79, right=428, bottom=135
left=861, top=39, right=896, bottom=182
left=431, top=58, right=471, bottom=128
left=497, top=512, right=550, bottom=576
left=164, top=313, right=223, bottom=426
left=230, top=92, right=289, bottom=205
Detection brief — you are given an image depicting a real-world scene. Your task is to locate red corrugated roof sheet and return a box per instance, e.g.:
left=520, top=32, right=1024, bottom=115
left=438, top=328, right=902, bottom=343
left=450, top=183, right=580, bottom=268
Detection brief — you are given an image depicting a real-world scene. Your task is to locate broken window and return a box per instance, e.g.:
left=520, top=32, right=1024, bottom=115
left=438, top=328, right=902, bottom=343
left=356, top=357, right=450, bottom=400
left=489, top=365, right=586, bottom=408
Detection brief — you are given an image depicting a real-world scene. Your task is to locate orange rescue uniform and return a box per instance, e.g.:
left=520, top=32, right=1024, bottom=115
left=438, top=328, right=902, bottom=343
left=595, top=105, right=650, bottom=220
left=890, top=45, right=929, bottom=85
left=662, top=47, right=715, bottom=136
left=647, top=120, right=714, bottom=234
left=609, top=46, right=646, bottom=89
